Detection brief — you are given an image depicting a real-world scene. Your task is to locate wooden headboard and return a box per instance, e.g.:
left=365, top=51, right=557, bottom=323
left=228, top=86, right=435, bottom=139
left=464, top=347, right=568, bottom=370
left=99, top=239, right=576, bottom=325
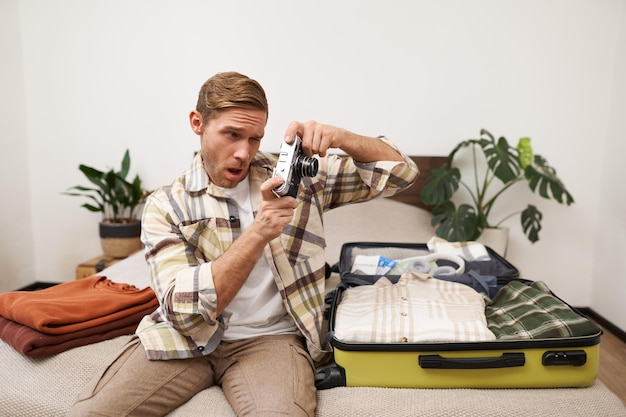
left=386, top=156, right=448, bottom=211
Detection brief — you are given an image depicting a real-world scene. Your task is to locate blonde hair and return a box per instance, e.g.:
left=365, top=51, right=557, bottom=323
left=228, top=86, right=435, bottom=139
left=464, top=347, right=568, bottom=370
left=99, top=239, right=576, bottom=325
left=196, top=72, right=268, bottom=125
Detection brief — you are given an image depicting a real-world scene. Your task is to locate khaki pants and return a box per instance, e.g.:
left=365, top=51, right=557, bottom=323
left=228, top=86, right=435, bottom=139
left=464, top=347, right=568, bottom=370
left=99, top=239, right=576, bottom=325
left=67, top=334, right=316, bottom=417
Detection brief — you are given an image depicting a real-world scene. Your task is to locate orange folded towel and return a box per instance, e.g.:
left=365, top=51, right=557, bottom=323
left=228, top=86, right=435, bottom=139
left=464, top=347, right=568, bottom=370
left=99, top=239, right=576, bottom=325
left=0, top=276, right=157, bottom=334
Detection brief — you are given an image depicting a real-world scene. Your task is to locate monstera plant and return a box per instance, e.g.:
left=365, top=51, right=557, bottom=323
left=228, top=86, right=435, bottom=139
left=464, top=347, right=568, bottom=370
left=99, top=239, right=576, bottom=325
left=420, top=129, right=574, bottom=244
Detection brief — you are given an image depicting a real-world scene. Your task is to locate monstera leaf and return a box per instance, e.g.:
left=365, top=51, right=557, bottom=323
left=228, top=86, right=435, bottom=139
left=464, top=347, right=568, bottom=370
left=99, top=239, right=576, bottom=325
left=521, top=204, right=542, bottom=243
left=431, top=201, right=486, bottom=242
left=525, top=155, right=575, bottom=206
left=478, top=130, right=521, bottom=184
left=420, top=164, right=461, bottom=206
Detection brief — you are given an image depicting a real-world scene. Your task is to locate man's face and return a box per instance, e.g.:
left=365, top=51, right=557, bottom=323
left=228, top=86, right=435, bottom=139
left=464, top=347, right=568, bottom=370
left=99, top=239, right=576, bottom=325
left=191, top=107, right=267, bottom=188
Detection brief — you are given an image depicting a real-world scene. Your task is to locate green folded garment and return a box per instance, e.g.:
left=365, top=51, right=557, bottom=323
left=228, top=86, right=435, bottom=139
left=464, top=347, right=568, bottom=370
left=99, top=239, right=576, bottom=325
left=485, top=281, right=602, bottom=339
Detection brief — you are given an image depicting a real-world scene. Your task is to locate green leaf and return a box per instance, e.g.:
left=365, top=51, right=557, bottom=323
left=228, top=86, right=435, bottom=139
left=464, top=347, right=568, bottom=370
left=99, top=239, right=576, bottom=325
left=517, top=137, right=534, bottom=169
left=431, top=202, right=482, bottom=242
left=81, top=203, right=103, bottom=212
left=525, top=155, right=574, bottom=205
left=64, top=185, right=100, bottom=194
left=521, top=204, right=543, bottom=243
left=120, top=149, right=131, bottom=179
left=420, top=164, right=461, bottom=206
left=479, top=130, right=520, bottom=184
left=130, top=175, right=144, bottom=201
left=78, top=165, right=106, bottom=188
left=448, top=139, right=481, bottom=161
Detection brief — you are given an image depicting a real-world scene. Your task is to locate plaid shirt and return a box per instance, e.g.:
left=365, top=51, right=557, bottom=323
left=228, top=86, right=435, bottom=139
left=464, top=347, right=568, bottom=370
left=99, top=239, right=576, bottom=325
left=485, top=280, right=602, bottom=339
left=137, top=138, right=418, bottom=362
left=334, top=272, right=495, bottom=344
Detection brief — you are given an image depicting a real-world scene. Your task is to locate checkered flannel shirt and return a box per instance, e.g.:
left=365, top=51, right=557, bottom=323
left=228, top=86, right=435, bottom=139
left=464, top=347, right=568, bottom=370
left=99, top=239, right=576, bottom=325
left=136, top=138, right=418, bottom=362
left=486, top=280, right=602, bottom=339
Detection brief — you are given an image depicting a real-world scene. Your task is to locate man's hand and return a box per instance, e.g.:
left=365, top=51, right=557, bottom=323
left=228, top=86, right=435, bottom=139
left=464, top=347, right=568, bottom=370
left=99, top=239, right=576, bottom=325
left=252, top=176, right=298, bottom=241
left=284, top=120, right=403, bottom=162
left=284, top=120, right=345, bottom=157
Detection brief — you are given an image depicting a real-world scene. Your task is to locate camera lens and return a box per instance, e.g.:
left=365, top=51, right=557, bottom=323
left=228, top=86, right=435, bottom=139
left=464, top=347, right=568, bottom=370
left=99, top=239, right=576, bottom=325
left=295, top=155, right=319, bottom=178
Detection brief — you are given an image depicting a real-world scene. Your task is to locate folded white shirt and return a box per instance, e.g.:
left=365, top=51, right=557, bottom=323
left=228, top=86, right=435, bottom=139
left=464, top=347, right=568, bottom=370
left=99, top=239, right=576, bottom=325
left=334, top=272, right=495, bottom=344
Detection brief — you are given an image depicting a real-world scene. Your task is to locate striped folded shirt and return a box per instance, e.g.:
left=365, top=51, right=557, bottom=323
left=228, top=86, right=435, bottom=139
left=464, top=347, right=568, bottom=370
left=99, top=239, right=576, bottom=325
left=334, top=272, right=495, bottom=344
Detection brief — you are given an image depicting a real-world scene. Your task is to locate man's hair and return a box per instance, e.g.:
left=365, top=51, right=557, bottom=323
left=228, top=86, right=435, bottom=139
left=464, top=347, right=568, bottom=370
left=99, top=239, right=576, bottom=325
left=196, top=72, right=268, bottom=125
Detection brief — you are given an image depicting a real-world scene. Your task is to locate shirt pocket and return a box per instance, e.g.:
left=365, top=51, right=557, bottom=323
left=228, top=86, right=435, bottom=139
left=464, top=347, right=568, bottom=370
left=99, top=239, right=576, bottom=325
left=179, top=217, right=230, bottom=262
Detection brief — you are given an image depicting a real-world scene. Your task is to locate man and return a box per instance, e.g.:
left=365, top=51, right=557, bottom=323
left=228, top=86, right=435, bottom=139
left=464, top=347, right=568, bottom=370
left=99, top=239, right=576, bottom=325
left=68, top=71, right=418, bottom=416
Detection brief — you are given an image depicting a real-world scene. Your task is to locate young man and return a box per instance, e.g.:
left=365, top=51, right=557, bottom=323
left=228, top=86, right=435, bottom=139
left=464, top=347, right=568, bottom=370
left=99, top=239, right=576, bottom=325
left=68, top=71, right=418, bottom=416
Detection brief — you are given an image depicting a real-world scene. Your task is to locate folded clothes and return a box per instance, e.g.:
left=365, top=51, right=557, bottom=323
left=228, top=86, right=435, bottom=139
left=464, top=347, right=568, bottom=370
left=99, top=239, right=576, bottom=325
left=334, top=272, right=495, bottom=344
left=0, top=304, right=152, bottom=356
left=0, top=276, right=157, bottom=334
left=427, top=236, right=491, bottom=261
left=485, top=280, right=602, bottom=339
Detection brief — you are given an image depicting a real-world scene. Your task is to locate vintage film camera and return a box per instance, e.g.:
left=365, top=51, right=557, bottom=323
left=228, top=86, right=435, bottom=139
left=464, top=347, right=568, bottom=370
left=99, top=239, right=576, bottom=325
left=273, top=135, right=319, bottom=197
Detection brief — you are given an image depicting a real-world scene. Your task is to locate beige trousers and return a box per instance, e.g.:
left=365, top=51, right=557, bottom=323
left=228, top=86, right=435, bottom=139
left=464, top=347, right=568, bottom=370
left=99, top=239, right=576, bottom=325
left=67, top=334, right=316, bottom=417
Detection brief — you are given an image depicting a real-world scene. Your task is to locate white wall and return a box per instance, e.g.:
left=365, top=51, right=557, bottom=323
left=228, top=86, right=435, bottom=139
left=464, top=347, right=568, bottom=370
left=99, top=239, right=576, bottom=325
left=0, top=1, right=35, bottom=292
left=2, top=0, right=625, bottom=329
left=592, top=2, right=626, bottom=331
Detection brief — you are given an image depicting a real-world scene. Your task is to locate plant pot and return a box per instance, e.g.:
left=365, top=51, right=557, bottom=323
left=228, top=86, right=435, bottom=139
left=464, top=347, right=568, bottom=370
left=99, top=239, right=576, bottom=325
left=478, top=227, right=509, bottom=257
left=99, top=221, right=142, bottom=259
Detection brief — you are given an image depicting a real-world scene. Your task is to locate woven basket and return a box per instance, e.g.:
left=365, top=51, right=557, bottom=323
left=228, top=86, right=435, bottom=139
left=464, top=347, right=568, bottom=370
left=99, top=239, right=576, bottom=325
left=99, top=221, right=142, bottom=258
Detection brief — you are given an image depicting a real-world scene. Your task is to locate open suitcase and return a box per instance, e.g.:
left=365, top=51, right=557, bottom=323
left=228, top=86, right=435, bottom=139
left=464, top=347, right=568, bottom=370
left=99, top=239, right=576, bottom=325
left=317, top=241, right=602, bottom=390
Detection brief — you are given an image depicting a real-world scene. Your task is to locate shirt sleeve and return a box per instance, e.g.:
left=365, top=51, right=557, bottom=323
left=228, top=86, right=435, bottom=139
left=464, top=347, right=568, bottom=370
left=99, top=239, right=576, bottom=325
left=321, top=136, right=419, bottom=209
left=140, top=187, right=222, bottom=339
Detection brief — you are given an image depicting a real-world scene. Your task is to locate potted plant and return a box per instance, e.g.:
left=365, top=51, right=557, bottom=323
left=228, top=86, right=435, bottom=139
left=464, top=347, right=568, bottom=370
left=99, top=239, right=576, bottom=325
left=420, top=129, right=574, bottom=246
left=64, top=149, right=147, bottom=258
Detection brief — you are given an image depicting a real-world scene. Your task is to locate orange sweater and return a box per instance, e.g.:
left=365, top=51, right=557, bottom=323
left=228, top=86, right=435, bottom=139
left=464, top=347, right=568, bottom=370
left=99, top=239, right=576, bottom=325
left=0, top=276, right=157, bottom=334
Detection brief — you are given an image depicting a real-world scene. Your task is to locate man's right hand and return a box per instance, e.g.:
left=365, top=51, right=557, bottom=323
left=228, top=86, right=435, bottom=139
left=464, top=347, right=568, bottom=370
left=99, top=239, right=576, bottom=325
left=253, top=176, right=298, bottom=242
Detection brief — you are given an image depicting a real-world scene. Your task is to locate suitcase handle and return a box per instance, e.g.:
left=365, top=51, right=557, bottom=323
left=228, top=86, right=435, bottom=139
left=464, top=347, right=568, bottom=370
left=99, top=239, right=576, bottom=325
left=419, top=352, right=525, bottom=369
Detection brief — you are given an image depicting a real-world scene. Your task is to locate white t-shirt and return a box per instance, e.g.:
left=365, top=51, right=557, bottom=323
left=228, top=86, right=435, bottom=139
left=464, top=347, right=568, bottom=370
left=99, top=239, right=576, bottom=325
left=220, top=176, right=297, bottom=340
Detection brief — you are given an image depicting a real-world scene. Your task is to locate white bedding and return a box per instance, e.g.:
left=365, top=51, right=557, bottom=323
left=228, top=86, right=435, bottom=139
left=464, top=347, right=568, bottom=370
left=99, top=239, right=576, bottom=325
left=100, top=250, right=151, bottom=289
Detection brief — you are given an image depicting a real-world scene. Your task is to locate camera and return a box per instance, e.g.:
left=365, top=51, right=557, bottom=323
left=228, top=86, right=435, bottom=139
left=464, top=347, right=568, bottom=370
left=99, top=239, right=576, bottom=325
left=273, top=135, right=319, bottom=197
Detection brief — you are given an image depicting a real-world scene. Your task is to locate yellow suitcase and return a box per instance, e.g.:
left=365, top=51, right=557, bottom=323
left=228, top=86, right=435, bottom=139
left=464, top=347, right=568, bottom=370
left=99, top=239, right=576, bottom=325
left=318, top=242, right=602, bottom=389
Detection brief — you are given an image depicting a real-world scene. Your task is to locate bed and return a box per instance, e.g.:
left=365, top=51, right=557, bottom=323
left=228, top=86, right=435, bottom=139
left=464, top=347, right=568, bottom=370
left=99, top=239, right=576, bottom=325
left=1, top=156, right=625, bottom=417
